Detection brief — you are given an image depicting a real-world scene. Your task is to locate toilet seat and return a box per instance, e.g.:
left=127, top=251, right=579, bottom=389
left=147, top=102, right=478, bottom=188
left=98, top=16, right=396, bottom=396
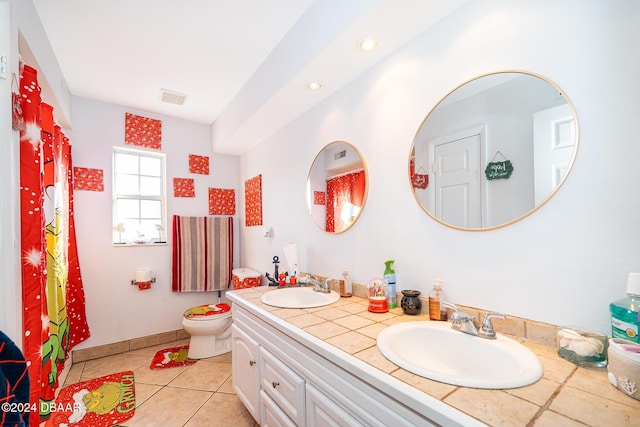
left=183, top=303, right=231, bottom=320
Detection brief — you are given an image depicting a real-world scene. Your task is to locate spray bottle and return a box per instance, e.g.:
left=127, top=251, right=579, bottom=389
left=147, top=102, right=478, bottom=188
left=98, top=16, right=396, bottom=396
left=384, top=260, right=397, bottom=309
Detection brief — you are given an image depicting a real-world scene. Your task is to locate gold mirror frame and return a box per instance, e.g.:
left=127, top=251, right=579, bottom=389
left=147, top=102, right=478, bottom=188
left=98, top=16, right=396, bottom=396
left=307, top=141, right=368, bottom=234
left=409, top=70, right=579, bottom=231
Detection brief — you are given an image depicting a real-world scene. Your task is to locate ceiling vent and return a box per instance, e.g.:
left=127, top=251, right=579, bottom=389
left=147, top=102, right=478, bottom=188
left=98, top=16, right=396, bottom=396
left=334, top=150, right=347, bottom=160
left=160, top=88, right=187, bottom=105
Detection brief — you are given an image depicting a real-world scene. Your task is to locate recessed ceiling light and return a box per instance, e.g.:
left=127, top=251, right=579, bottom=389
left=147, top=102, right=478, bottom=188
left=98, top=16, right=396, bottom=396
left=307, top=81, right=322, bottom=91
left=358, top=37, right=378, bottom=52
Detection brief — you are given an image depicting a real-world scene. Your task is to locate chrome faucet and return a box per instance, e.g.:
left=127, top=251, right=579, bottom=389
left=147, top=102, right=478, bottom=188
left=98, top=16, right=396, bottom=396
left=309, top=276, right=331, bottom=294
left=441, top=301, right=505, bottom=339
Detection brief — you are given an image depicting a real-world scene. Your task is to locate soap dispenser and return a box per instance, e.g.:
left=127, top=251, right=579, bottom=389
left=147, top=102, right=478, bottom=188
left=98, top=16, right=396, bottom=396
left=429, top=278, right=447, bottom=321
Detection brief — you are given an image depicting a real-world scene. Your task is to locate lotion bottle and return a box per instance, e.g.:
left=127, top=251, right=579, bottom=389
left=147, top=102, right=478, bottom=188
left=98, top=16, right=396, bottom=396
left=342, top=268, right=352, bottom=296
left=429, top=278, right=447, bottom=321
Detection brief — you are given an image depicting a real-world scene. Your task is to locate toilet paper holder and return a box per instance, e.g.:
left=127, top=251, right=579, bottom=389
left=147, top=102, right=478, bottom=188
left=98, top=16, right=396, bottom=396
left=130, top=277, right=156, bottom=286
left=131, top=269, right=156, bottom=289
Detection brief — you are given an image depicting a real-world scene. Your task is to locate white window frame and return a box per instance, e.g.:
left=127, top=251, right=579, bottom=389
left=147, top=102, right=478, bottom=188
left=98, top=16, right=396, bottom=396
left=112, top=147, right=167, bottom=246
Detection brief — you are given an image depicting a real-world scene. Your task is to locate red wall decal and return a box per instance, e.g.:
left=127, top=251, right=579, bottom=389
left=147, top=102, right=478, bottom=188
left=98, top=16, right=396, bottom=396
left=73, top=167, right=104, bottom=192
left=245, top=175, right=262, bottom=226
left=314, top=191, right=326, bottom=205
left=189, top=154, right=210, bottom=175
left=209, top=188, right=236, bottom=215
left=124, top=112, right=162, bottom=149
left=173, top=178, right=195, bottom=197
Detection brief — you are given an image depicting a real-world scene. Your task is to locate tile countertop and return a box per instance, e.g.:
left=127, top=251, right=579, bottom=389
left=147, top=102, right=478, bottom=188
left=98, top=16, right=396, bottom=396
left=227, top=286, right=640, bottom=427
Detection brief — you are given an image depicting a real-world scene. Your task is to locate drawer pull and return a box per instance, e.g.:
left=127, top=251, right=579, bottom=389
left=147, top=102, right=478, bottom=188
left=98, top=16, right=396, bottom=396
left=249, top=360, right=256, bottom=366
left=272, top=381, right=279, bottom=389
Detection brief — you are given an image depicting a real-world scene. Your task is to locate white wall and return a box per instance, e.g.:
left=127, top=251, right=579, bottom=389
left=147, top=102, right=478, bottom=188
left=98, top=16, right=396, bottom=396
left=236, top=0, right=640, bottom=336
left=0, top=0, right=22, bottom=343
left=13, top=0, right=71, bottom=126
left=68, top=97, right=240, bottom=349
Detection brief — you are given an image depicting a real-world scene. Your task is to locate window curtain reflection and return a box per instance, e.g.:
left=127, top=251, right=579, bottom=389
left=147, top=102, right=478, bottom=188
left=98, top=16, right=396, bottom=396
left=325, top=170, right=365, bottom=233
left=19, top=64, right=90, bottom=425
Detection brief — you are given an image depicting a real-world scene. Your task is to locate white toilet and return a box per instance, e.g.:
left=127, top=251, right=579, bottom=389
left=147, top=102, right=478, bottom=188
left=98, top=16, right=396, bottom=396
left=182, top=303, right=232, bottom=359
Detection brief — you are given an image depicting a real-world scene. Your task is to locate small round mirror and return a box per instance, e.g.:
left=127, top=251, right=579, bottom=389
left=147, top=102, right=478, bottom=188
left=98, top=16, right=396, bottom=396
left=307, top=141, right=367, bottom=233
left=409, top=71, right=579, bottom=230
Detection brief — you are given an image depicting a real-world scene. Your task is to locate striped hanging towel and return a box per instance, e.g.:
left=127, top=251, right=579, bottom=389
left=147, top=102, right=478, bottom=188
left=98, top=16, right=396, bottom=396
left=172, top=216, right=233, bottom=292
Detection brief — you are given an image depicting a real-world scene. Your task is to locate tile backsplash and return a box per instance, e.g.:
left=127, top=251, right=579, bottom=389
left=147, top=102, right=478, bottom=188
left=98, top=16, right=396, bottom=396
left=329, top=278, right=559, bottom=347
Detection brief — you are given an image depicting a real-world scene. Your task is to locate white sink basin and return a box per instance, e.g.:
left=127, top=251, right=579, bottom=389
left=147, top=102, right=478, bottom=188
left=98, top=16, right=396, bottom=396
left=260, top=287, right=340, bottom=308
left=377, top=321, right=543, bottom=389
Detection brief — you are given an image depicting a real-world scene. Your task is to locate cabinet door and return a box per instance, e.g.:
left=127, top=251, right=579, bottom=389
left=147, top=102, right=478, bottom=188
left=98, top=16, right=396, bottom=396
left=261, top=390, right=297, bottom=427
left=306, top=384, right=362, bottom=427
left=231, top=324, right=260, bottom=421
left=260, top=347, right=305, bottom=426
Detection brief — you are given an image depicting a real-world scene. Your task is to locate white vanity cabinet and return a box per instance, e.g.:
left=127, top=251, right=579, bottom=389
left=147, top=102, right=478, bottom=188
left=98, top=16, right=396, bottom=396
left=231, top=324, right=260, bottom=420
left=230, top=302, right=456, bottom=427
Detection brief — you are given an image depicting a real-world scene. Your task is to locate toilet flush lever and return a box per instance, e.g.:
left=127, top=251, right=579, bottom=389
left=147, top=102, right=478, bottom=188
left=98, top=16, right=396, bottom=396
left=249, top=360, right=256, bottom=366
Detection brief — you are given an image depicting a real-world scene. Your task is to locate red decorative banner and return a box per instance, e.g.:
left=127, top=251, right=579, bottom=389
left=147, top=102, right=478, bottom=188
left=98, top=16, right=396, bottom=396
left=124, top=112, right=162, bottom=149
left=245, top=175, right=262, bottom=226
left=173, top=178, right=195, bottom=198
left=209, top=188, right=236, bottom=215
left=314, top=191, right=326, bottom=205
left=40, top=103, right=55, bottom=135
left=73, top=167, right=104, bottom=192
left=188, top=154, right=210, bottom=175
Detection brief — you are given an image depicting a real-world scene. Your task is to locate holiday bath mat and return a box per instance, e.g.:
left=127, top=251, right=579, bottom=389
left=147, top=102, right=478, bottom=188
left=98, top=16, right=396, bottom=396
left=150, top=345, right=196, bottom=370
left=45, top=371, right=135, bottom=427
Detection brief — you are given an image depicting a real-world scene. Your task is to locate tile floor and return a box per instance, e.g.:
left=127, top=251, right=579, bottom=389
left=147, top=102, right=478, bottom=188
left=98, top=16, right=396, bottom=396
left=63, top=339, right=258, bottom=427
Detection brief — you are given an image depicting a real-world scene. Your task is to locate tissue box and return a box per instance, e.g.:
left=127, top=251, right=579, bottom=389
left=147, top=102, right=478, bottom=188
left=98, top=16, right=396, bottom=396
left=556, top=327, right=608, bottom=368
left=608, top=338, right=640, bottom=400
left=232, top=268, right=261, bottom=289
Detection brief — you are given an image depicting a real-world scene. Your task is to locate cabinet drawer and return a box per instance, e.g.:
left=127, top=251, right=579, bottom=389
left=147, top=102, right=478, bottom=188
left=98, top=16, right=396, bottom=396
left=260, top=346, right=305, bottom=426
left=261, top=390, right=297, bottom=427
left=306, top=384, right=362, bottom=427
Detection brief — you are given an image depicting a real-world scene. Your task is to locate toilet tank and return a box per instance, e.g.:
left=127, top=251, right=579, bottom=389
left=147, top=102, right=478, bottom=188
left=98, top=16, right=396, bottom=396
left=232, top=268, right=261, bottom=289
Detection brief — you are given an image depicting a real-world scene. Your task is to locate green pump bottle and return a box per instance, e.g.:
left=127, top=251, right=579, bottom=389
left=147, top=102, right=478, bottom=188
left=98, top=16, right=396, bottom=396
left=384, top=260, right=397, bottom=309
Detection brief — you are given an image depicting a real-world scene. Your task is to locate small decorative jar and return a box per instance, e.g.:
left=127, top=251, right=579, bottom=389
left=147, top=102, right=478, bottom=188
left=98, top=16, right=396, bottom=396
left=556, top=327, right=608, bottom=368
left=367, top=278, right=389, bottom=313
left=608, top=338, right=640, bottom=400
left=401, top=290, right=422, bottom=315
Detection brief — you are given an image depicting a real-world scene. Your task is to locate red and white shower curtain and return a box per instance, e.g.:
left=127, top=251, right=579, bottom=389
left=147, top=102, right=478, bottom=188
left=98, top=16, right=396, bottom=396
left=326, top=171, right=366, bottom=233
left=18, top=64, right=90, bottom=425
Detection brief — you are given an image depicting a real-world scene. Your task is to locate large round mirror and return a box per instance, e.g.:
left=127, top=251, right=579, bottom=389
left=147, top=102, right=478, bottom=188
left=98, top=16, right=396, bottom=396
left=409, top=71, right=579, bottom=230
left=307, top=141, right=368, bottom=233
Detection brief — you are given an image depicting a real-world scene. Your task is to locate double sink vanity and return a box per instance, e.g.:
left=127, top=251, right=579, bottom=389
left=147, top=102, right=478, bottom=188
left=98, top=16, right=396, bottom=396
left=237, top=70, right=627, bottom=424
left=228, top=285, right=640, bottom=426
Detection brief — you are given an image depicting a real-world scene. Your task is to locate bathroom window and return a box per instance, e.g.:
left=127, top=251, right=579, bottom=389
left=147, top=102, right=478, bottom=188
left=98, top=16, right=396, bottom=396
left=112, top=147, right=166, bottom=245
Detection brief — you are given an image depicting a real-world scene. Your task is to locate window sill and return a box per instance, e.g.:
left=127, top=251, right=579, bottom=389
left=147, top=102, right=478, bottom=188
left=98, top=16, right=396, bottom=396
left=112, top=241, right=168, bottom=247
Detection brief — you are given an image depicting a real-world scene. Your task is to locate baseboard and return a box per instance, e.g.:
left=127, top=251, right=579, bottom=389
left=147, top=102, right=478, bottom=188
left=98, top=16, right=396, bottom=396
left=72, top=329, right=190, bottom=363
